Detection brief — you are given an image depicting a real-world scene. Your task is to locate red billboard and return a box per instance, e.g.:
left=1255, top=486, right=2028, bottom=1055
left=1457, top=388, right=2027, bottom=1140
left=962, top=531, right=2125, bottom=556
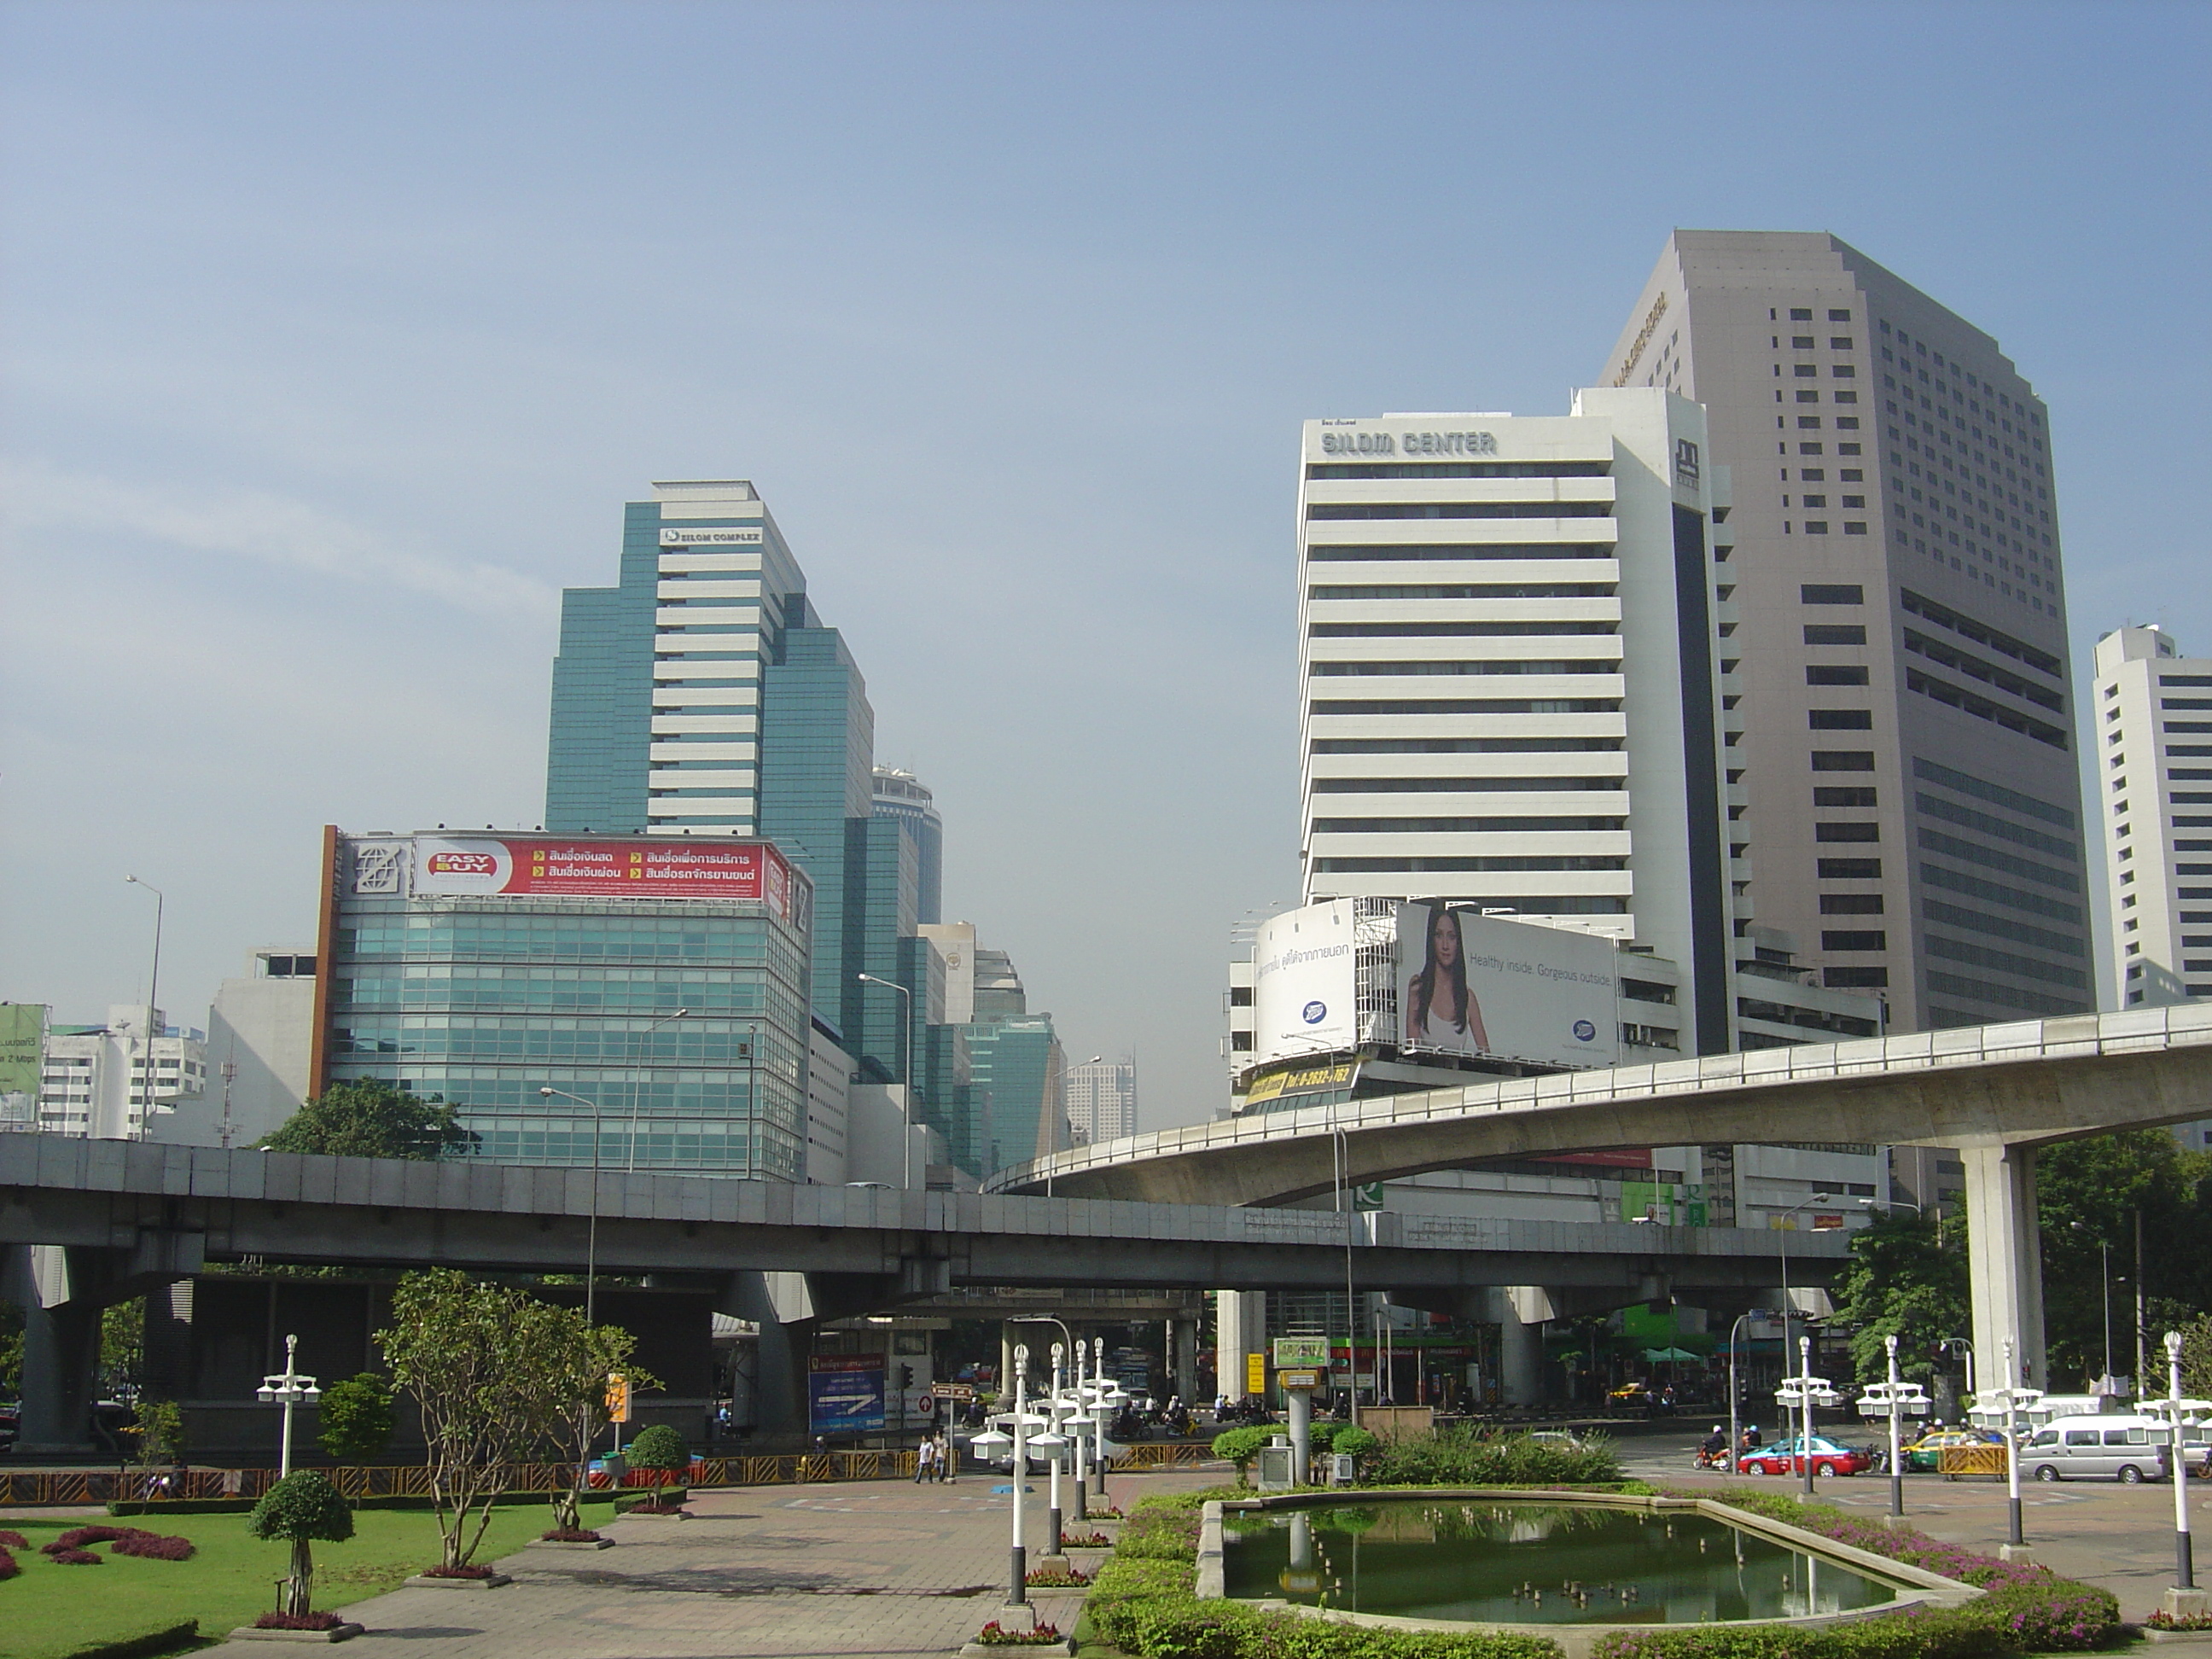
left=410, top=835, right=801, bottom=922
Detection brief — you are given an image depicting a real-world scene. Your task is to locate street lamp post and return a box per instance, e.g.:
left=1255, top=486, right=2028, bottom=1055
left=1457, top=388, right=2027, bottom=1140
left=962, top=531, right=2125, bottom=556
left=1011, top=1314, right=1084, bottom=1518
left=1727, top=1310, right=1753, bottom=1475
left=623, top=1010, right=690, bottom=1174
left=123, top=876, right=165, bottom=1140
left=2004, top=1336, right=2025, bottom=1551
left=538, top=1013, right=684, bottom=1327
left=1773, top=1192, right=1833, bottom=1377
left=1797, top=1334, right=1817, bottom=1500
left=255, top=1335, right=322, bottom=1478
left=2170, top=1330, right=2196, bottom=1596
left=1885, top=1333, right=1905, bottom=1519
left=1009, top=1343, right=1033, bottom=1616
left=856, top=974, right=916, bottom=1188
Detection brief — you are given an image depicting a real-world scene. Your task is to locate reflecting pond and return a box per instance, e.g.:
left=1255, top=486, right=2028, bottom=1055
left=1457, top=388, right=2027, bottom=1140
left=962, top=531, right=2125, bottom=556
left=1223, top=1502, right=1905, bottom=1625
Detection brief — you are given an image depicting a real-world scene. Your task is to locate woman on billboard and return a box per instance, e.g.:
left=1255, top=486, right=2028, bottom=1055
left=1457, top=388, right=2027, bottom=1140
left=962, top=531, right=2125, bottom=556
left=1405, top=903, right=1489, bottom=1055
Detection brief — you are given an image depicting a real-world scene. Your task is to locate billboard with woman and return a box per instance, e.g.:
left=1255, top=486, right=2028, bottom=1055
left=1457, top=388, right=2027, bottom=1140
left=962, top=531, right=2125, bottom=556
left=1394, top=903, right=1619, bottom=1069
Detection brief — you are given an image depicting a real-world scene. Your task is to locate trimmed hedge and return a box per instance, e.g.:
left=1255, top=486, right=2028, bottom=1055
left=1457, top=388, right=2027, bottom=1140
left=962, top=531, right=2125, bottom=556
left=1363, top=1429, right=1621, bottom=1488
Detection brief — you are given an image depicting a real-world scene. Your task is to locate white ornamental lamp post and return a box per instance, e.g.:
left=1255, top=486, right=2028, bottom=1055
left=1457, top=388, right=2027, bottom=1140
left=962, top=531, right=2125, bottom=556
left=1883, top=1335, right=1905, bottom=1518
left=2168, top=1330, right=2201, bottom=1613
left=1005, top=1344, right=1033, bottom=1621
left=2003, top=1337, right=2026, bottom=1554
left=255, top=1334, right=322, bottom=1478
left=1040, top=1342, right=1069, bottom=1557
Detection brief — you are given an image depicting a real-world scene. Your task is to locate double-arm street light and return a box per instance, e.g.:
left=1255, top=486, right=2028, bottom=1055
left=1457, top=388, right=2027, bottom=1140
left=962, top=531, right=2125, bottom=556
left=123, top=876, right=165, bottom=1140
left=856, top=974, right=916, bottom=1187
left=538, top=1009, right=687, bottom=1325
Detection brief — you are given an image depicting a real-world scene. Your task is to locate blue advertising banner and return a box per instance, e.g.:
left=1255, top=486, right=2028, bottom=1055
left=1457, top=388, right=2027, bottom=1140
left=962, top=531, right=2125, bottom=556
left=808, top=1353, right=886, bottom=1435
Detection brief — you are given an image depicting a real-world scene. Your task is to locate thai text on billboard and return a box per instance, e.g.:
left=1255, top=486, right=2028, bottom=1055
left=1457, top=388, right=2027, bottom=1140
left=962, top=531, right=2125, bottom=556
left=1250, top=901, right=1355, bottom=1066
left=411, top=835, right=803, bottom=924
left=1394, top=904, right=1620, bottom=1069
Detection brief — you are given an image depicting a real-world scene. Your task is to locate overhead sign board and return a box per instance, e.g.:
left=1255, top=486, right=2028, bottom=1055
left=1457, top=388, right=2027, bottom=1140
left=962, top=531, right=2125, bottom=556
left=1251, top=902, right=1356, bottom=1067
left=1394, top=904, right=1619, bottom=1069
left=808, top=1353, right=887, bottom=1435
left=397, top=835, right=805, bottom=925
left=1273, top=1336, right=1332, bottom=1368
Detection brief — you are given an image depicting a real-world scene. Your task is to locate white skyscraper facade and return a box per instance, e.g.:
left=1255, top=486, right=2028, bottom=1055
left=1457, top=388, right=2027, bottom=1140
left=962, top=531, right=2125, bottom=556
left=1298, top=391, right=1744, bottom=1051
left=2095, top=626, right=2212, bottom=1018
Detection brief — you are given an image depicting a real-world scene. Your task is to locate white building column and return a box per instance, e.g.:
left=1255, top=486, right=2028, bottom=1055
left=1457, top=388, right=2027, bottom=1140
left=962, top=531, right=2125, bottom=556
left=1215, top=1289, right=1266, bottom=1402
left=1961, top=1141, right=2048, bottom=1388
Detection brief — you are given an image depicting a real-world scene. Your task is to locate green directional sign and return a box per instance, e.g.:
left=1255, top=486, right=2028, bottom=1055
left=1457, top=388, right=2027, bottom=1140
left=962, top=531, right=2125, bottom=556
left=1272, top=1336, right=1331, bottom=1367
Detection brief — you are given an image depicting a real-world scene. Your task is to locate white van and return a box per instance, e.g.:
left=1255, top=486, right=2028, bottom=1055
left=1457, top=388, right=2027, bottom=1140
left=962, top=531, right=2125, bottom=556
left=2018, top=1414, right=2184, bottom=1483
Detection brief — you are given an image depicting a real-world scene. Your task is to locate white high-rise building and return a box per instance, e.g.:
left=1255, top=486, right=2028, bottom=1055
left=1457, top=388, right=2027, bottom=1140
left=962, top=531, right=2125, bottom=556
left=1066, top=1058, right=1137, bottom=1144
left=36, top=1005, right=207, bottom=1140
left=1299, top=391, right=1745, bottom=1047
left=2095, top=626, right=2212, bottom=1017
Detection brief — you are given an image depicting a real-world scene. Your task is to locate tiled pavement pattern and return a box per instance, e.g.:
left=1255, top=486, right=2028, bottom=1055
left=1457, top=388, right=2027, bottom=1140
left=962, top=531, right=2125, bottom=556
left=207, top=1471, right=1219, bottom=1658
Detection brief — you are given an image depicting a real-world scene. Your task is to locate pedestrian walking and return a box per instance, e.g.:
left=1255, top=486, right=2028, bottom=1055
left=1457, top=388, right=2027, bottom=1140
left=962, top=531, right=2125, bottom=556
left=937, top=1429, right=955, bottom=1481
left=913, top=1434, right=936, bottom=1482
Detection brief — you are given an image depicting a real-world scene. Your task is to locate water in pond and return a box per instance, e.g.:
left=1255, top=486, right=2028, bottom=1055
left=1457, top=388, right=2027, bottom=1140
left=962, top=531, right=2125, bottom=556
left=1224, top=1502, right=1904, bottom=1625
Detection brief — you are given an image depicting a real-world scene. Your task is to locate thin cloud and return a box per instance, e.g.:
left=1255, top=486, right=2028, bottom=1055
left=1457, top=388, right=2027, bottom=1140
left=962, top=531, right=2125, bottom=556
left=1, top=458, right=556, bottom=621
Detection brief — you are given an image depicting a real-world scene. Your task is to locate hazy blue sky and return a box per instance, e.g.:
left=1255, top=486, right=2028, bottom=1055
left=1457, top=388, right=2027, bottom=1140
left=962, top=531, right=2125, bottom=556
left=3, top=1, right=2204, bottom=1130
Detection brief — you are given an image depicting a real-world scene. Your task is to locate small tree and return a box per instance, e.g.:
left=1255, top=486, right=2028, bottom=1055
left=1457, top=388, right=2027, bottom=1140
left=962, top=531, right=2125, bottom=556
left=377, top=1272, right=538, bottom=1569
left=247, top=1471, right=354, bottom=1618
left=264, top=1079, right=480, bottom=1161
left=132, top=1400, right=185, bottom=1470
left=514, top=1306, right=658, bottom=1534
left=1210, top=1426, right=1271, bottom=1484
left=317, top=1374, right=396, bottom=1466
left=626, top=1423, right=689, bottom=1493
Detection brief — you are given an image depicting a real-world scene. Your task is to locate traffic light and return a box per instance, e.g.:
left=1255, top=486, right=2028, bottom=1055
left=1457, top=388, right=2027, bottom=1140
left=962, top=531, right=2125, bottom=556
left=898, top=1365, right=915, bottom=1390
left=605, top=1373, right=632, bottom=1423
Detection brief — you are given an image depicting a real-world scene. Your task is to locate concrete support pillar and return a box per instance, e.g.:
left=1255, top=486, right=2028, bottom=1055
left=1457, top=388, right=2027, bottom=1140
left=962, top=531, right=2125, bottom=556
left=1215, top=1289, right=1266, bottom=1402
left=722, top=1270, right=818, bottom=1439
left=1961, top=1141, right=2048, bottom=1391
left=1499, top=1285, right=1553, bottom=1408
left=1171, top=1315, right=1198, bottom=1405
left=8, top=1247, right=103, bottom=1453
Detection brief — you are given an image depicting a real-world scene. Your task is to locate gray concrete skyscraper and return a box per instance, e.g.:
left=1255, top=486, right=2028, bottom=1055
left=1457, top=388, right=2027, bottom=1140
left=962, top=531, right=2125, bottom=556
left=1599, top=233, right=2090, bottom=1032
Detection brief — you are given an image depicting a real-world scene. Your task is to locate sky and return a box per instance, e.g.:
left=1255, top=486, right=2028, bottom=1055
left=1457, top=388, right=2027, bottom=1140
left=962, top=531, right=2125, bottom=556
left=2, top=0, right=2206, bottom=1132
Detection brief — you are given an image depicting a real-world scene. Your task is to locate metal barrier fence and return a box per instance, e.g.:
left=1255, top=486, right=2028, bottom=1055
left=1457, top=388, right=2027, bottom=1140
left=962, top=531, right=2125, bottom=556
left=0, top=1444, right=1235, bottom=1507
left=1115, top=1442, right=1211, bottom=1468
left=1936, top=1444, right=2011, bottom=1477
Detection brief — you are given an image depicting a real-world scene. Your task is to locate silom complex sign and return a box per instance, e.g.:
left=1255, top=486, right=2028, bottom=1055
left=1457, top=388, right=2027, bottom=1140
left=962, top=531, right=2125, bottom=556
left=1318, top=428, right=1498, bottom=457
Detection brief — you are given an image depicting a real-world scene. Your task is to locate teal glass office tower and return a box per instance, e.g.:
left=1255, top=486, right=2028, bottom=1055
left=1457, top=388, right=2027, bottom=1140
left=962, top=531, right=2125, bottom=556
left=544, top=480, right=986, bottom=1173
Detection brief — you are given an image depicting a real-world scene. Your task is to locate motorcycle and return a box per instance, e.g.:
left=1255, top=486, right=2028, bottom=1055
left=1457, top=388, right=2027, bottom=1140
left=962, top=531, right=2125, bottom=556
left=1693, top=1445, right=1732, bottom=1470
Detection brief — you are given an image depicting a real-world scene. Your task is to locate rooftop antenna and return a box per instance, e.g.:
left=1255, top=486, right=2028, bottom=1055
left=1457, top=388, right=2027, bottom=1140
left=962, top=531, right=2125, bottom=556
left=219, top=1052, right=238, bottom=1150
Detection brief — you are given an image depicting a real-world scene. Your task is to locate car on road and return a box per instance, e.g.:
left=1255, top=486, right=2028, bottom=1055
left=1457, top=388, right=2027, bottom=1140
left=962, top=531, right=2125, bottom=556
left=1737, top=1435, right=1872, bottom=1477
left=1901, top=1427, right=2003, bottom=1472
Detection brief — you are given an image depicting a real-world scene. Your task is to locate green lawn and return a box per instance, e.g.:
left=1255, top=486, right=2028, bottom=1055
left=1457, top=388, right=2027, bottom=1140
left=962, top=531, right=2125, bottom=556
left=0, top=1497, right=617, bottom=1659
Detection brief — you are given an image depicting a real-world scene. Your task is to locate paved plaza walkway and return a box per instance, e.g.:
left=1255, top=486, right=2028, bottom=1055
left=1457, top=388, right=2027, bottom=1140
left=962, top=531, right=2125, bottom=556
left=207, top=1470, right=1216, bottom=1659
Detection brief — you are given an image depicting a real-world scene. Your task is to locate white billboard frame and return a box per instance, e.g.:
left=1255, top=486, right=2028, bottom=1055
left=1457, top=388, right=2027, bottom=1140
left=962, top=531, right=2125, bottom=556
left=1250, top=900, right=1357, bottom=1068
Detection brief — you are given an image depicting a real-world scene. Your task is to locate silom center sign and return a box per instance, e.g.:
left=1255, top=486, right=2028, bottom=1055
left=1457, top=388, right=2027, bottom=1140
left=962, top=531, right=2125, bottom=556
left=1318, top=428, right=1498, bottom=457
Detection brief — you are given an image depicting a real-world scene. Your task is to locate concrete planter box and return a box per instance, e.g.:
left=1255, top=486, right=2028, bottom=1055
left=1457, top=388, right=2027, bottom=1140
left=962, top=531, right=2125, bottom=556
left=403, top=1572, right=513, bottom=1589
left=959, top=1642, right=1075, bottom=1657
left=226, top=1625, right=365, bottom=1644
left=532, top=1536, right=615, bottom=1551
